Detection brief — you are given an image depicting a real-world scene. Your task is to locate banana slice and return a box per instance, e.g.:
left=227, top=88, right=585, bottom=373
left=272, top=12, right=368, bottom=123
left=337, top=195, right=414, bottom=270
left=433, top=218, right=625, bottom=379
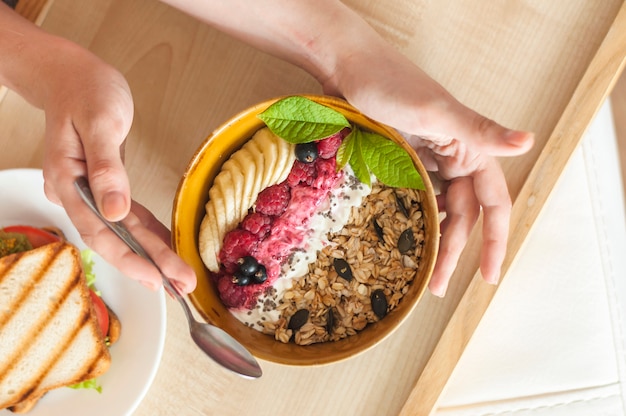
left=199, top=199, right=220, bottom=272
left=247, top=135, right=267, bottom=191
left=274, top=132, right=295, bottom=182
left=231, top=150, right=257, bottom=212
left=199, top=128, right=296, bottom=272
left=214, top=169, right=237, bottom=233
left=218, top=159, right=242, bottom=221
left=209, top=170, right=229, bottom=237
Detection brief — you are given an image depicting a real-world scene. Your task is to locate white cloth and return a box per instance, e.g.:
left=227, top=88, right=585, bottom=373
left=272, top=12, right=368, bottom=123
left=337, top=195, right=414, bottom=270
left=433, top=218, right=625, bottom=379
left=435, top=100, right=626, bottom=416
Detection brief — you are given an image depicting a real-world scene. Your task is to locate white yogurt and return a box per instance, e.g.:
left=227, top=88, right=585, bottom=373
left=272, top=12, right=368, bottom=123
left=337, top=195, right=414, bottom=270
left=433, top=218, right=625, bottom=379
left=230, top=165, right=373, bottom=330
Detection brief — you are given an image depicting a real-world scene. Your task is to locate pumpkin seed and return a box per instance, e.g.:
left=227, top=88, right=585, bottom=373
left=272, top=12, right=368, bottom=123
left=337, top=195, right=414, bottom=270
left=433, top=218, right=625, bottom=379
left=333, top=258, right=353, bottom=282
left=372, top=217, right=384, bottom=243
left=288, top=308, right=309, bottom=331
left=371, top=289, right=388, bottom=319
left=326, top=308, right=335, bottom=335
left=398, top=228, right=415, bottom=254
left=395, top=192, right=410, bottom=218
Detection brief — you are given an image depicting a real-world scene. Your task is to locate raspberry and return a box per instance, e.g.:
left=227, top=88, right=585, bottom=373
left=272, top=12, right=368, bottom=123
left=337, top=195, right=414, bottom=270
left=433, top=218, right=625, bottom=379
left=255, top=182, right=291, bottom=216
left=317, top=128, right=349, bottom=159
left=286, top=160, right=316, bottom=187
left=217, top=273, right=263, bottom=309
left=219, top=229, right=258, bottom=273
left=241, top=212, right=272, bottom=239
left=217, top=274, right=248, bottom=308
left=312, top=156, right=341, bottom=189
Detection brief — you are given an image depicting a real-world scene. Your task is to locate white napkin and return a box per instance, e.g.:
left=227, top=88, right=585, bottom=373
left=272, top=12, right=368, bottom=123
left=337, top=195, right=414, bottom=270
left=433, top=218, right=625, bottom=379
left=435, top=100, right=626, bottom=416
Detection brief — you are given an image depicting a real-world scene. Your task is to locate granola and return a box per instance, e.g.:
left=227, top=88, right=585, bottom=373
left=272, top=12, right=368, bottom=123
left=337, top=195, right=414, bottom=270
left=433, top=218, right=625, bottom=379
left=258, top=182, right=425, bottom=345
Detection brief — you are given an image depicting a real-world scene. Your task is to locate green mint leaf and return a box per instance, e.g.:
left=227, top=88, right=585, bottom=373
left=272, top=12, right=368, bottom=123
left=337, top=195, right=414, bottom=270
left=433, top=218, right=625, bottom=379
left=335, top=129, right=355, bottom=170
left=349, top=129, right=371, bottom=187
left=257, top=96, right=350, bottom=143
left=359, top=131, right=425, bottom=190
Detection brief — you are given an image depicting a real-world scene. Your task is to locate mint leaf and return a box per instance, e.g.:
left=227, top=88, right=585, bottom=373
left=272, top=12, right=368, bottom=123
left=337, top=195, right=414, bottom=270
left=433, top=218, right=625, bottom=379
left=257, top=96, right=425, bottom=190
left=359, top=131, right=425, bottom=190
left=349, top=129, right=371, bottom=187
left=335, top=129, right=355, bottom=170
left=258, top=96, right=350, bottom=143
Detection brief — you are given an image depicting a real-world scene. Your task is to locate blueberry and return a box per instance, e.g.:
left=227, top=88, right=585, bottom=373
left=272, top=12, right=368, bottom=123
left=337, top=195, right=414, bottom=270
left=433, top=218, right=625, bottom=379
left=232, top=272, right=251, bottom=286
left=252, top=264, right=267, bottom=284
left=295, top=143, right=318, bottom=164
left=237, top=256, right=259, bottom=276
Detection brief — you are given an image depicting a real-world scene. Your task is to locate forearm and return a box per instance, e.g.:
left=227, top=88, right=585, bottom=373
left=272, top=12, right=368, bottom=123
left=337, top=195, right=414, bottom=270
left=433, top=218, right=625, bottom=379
left=160, top=0, right=388, bottom=91
left=0, top=2, right=53, bottom=106
left=0, top=3, right=114, bottom=111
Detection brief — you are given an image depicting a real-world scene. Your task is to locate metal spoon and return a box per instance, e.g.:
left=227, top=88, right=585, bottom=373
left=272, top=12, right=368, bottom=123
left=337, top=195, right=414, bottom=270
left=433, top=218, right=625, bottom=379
left=74, top=177, right=262, bottom=379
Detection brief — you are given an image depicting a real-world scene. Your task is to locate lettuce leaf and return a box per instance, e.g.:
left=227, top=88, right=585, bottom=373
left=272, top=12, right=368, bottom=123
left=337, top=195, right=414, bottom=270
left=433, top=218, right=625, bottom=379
left=71, top=249, right=104, bottom=393
left=81, top=249, right=99, bottom=294
left=68, top=379, right=103, bottom=393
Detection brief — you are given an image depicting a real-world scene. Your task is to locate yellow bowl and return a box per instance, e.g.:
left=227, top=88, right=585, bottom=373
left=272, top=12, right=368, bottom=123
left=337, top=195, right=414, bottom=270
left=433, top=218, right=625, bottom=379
left=172, top=95, right=439, bottom=366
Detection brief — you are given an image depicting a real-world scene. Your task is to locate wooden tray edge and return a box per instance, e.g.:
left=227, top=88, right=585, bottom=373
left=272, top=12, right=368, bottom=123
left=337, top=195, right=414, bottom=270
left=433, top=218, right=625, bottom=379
left=399, top=3, right=626, bottom=415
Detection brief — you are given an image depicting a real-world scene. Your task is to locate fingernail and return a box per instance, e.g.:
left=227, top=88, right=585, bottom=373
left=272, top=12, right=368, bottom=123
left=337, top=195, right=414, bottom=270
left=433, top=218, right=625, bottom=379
left=101, top=191, right=127, bottom=221
left=430, top=284, right=447, bottom=298
left=504, top=130, right=533, bottom=148
left=485, top=270, right=501, bottom=285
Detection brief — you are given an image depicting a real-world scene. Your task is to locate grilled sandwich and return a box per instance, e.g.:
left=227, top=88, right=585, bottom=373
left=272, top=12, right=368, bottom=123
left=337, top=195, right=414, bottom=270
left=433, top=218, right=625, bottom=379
left=0, top=241, right=112, bottom=412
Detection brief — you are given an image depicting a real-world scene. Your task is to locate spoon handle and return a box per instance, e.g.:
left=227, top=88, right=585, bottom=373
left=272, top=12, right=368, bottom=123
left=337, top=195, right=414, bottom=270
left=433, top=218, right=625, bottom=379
left=73, top=177, right=184, bottom=302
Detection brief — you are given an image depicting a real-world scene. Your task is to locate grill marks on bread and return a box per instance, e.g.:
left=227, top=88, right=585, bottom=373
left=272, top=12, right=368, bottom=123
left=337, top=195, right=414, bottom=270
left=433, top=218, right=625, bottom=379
left=0, top=242, right=66, bottom=330
left=0, top=242, right=111, bottom=411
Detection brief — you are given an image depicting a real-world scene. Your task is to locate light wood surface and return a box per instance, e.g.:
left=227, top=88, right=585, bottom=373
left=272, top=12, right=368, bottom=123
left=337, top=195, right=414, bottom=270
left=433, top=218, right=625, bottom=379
left=14, top=0, right=51, bottom=24
left=2, top=1, right=625, bottom=415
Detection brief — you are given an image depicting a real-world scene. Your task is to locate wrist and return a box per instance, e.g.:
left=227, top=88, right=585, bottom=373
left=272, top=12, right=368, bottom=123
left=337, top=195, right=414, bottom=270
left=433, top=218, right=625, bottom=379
left=299, top=4, right=390, bottom=99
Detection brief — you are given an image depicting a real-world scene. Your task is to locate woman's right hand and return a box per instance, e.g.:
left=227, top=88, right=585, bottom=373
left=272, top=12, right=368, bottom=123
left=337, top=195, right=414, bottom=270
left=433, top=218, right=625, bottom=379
left=0, top=4, right=196, bottom=293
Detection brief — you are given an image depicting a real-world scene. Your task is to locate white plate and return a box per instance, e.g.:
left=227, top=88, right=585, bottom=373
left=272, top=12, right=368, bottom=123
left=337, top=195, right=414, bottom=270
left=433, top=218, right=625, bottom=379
left=0, top=169, right=166, bottom=416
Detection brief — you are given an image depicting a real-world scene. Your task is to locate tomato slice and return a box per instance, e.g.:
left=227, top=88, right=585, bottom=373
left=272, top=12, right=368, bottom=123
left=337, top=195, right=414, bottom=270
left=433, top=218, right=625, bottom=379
left=89, top=289, right=110, bottom=337
left=2, top=225, right=60, bottom=248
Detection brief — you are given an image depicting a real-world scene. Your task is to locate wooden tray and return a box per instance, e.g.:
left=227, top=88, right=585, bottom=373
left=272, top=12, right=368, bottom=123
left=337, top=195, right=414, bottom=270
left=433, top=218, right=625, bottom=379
left=1, top=1, right=625, bottom=415
left=399, top=2, right=626, bottom=414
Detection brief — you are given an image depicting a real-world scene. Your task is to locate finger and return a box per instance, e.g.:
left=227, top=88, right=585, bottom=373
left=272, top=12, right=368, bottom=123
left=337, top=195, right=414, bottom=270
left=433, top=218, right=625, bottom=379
left=472, top=157, right=512, bottom=284
left=130, top=200, right=171, bottom=245
left=422, top=96, right=535, bottom=157
left=62, top=190, right=196, bottom=293
left=78, top=115, right=132, bottom=223
left=129, top=201, right=198, bottom=293
left=429, top=177, right=480, bottom=297
left=61, top=187, right=164, bottom=290
left=414, top=146, right=439, bottom=172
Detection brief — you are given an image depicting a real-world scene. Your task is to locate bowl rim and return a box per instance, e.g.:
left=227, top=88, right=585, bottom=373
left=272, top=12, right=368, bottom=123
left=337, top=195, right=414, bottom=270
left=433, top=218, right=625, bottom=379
left=172, top=94, right=439, bottom=366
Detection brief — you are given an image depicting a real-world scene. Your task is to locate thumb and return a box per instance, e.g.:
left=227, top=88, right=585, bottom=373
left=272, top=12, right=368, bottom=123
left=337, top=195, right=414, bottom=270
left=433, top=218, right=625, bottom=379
left=84, top=142, right=131, bottom=222
left=436, top=98, right=535, bottom=156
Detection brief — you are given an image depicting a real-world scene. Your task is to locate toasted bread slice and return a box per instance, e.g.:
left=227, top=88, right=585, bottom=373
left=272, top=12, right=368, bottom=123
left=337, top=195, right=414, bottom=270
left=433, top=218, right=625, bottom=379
left=0, top=241, right=111, bottom=412
left=6, top=392, right=43, bottom=414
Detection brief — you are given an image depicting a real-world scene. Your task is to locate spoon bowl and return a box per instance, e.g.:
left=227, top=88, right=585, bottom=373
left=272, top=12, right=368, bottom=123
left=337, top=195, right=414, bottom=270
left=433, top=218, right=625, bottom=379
left=74, top=177, right=262, bottom=378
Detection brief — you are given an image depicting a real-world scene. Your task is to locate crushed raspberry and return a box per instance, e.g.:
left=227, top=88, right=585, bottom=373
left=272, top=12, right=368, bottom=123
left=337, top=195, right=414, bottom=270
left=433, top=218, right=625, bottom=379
left=241, top=212, right=272, bottom=239
left=215, top=129, right=350, bottom=310
left=217, top=274, right=254, bottom=308
left=255, top=182, right=291, bottom=216
left=312, top=156, right=341, bottom=189
left=317, top=127, right=349, bottom=159
left=219, top=229, right=259, bottom=273
left=286, top=160, right=316, bottom=187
